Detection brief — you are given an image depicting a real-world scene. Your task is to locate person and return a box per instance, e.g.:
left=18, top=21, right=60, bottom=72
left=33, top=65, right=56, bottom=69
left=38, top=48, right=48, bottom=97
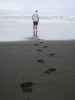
left=32, top=10, right=39, bottom=38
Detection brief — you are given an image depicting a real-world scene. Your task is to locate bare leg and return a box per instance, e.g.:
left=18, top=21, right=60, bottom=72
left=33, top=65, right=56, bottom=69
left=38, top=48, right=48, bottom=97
left=33, top=25, right=35, bottom=37
left=35, top=25, right=37, bottom=37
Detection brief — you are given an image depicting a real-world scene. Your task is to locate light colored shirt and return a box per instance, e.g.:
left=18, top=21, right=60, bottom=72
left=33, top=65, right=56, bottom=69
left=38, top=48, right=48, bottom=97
left=32, top=13, right=39, bottom=22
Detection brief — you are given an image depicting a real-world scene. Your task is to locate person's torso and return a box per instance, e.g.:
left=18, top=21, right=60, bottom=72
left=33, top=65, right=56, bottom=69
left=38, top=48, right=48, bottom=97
left=32, top=14, right=39, bottom=22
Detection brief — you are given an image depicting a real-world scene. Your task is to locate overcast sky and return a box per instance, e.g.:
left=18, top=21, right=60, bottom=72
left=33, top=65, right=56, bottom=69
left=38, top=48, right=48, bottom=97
left=0, top=0, right=75, bottom=16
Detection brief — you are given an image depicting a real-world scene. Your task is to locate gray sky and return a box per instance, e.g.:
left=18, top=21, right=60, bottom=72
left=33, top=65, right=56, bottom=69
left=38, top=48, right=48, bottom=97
left=0, top=0, right=75, bottom=16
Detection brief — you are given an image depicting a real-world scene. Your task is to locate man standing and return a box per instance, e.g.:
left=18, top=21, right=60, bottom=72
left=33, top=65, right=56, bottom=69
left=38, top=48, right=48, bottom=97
left=32, top=10, right=39, bottom=38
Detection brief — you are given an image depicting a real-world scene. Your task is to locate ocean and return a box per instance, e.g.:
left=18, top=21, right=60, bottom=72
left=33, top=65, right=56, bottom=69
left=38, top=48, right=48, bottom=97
left=0, top=16, right=75, bottom=41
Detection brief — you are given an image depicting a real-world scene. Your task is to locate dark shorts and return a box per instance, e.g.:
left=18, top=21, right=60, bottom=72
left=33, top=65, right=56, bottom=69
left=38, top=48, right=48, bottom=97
left=33, top=21, right=38, bottom=26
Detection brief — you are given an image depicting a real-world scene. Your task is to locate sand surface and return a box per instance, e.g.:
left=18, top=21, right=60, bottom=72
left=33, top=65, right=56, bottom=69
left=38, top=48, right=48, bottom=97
left=0, top=39, right=75, bottom=100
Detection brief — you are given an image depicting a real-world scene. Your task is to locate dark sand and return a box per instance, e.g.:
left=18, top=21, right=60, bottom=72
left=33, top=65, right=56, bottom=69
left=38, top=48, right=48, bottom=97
left=0, top=40, right=75, bottom=100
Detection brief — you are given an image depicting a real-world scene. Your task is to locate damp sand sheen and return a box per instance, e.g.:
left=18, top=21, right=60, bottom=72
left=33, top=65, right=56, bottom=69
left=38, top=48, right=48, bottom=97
left=0, top=39, right=75, bottom=100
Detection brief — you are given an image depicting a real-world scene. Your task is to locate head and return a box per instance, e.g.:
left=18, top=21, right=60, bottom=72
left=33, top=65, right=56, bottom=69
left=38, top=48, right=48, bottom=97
left=35, top=10, right=38, bottom=13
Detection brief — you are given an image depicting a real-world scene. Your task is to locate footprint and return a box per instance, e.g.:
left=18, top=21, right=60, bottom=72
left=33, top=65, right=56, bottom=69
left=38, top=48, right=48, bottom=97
left=20, top=81, right=38, bottom=88
left=36, top=49, right=43, bottom=52
left=36, top=59, right=45, bottom=64
left=40, top=41, right=44, bottom=44
left=21, top=87, right=32, bottom=93
left=20, top=82, right=35, bottom=93
left=34, top=43, right=39, bottom=46
left=48, top=68, right=56, bottom=72
left=42, top=45, right=48, bottom=48
left=20, top=82, right=33, bottom=88
left=20, top=81, right=39, bottom=93
left=43, top=68, right=56, bottom=75
left=48, top=53, right=56, bottom=57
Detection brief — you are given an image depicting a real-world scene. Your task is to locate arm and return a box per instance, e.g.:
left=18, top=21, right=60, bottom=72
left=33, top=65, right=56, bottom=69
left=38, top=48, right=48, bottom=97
left=32, top=14, right=34, bottom=20
left=38, top=16, right=39, bottom=22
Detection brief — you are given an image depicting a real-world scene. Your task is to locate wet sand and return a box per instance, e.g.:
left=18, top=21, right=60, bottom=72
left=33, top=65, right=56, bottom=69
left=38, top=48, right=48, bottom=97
left=0, top=39, right=75, bottom=100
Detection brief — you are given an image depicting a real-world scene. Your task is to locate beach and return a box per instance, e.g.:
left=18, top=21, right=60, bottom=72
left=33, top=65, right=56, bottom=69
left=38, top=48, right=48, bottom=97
left=0, top=39, right=75, bottom=100
left=0, top=17, right=75, bottom=41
